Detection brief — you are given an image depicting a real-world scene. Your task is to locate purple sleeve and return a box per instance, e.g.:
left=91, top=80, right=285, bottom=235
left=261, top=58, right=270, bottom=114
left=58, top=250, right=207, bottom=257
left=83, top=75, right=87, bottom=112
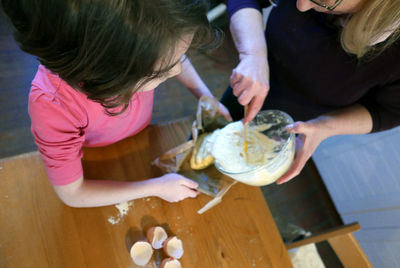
left=227, top=0, right=262, bottom=19
left=359, top=80, right=400, bottom=132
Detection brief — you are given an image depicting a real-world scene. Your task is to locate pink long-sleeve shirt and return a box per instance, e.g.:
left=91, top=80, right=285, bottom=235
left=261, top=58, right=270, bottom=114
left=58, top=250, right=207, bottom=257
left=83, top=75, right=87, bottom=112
left=29, top=65, right=154, bottom=186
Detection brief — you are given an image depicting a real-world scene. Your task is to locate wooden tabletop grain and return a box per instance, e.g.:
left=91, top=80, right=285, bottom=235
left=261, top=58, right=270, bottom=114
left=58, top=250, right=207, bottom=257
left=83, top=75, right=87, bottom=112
left=0, top=119, right=292, bottom=268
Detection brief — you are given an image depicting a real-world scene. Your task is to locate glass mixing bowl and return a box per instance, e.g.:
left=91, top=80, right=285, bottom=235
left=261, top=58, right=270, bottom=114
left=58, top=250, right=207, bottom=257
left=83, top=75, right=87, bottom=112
left=214, top=110, right=295, bottom=186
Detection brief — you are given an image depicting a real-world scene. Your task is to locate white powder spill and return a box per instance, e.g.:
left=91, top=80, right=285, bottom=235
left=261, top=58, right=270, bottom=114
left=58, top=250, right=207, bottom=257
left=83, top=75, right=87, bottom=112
left=108, top=201, right=133, bottom=225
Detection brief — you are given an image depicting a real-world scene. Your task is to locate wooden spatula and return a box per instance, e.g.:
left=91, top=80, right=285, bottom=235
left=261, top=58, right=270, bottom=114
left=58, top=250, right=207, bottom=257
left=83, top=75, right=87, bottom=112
left=244, top=105, right=249, bottom=160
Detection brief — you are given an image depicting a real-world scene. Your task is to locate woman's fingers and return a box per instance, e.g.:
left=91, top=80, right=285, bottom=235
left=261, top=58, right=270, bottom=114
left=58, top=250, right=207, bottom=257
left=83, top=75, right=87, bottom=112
left=277, top=121, right=324, bottom=184
left=230, top=71, right=242, bottom=88
left=276, top=149, right=308, bottom=184
left=243, top=95, right=264, bottom=123
left=285, top=121, right=307, bottom=133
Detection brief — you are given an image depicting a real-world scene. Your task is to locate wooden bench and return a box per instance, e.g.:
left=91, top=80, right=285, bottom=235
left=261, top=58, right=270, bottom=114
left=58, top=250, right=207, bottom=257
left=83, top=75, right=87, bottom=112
left=286, top=222, right=372, bottom=268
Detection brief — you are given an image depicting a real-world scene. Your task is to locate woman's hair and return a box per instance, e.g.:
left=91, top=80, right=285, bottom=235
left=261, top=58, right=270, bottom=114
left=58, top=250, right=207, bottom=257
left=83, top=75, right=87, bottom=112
left=341, top=0, right=400, bottom=59
left=2, top=0, right=219, bottom=114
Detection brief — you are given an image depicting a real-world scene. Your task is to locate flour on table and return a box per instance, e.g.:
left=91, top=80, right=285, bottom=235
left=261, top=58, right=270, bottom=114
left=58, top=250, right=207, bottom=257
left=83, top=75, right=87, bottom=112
left=108, top=201, right=133, bottom=225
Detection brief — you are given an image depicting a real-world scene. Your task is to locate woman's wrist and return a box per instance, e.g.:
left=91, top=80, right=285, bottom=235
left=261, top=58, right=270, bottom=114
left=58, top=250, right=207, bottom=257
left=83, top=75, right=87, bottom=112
left=313, top=105, right=373, bottom=138
left=311, top=115, right=337, bottom=141
left=230, top=8, right=267, bottom=58
left=238, top=49, right=267, bottom=59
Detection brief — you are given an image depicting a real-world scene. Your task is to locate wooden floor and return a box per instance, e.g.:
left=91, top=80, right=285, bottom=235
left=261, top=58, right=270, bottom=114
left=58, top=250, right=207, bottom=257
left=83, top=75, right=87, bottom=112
left=0, top=8, right=343, bottom=267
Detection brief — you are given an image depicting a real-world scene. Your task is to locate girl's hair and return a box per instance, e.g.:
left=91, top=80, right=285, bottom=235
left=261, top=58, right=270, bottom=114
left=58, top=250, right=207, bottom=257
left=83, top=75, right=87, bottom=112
left=341, top=0, right=400, bottom=59
left=2, top=0, right=219, bottom=114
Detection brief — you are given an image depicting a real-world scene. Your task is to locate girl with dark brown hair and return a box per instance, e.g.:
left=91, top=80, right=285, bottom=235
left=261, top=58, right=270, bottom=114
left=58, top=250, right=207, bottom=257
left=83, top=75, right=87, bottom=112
left=2, top=0, right=232, bottom=207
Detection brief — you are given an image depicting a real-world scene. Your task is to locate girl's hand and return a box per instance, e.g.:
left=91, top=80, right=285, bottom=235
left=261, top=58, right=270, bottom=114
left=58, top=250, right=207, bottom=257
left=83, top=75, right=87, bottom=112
left=230, top=54, right=270, bottom=123
left=218, top=102, right=233, bottom=122
left=152, top=173, right=200, bottom=202
left=276, top=120, right=329, bottom=184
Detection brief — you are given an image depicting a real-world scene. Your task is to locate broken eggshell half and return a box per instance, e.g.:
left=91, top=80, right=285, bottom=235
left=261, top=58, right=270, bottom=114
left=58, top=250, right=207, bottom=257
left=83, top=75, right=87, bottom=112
left=163, top=236, right=184, bottom=259
left=130, top=240, right=153, bottom=266
left=146, top=226, right=168, bottom=249
left=160, top=257, right=182, bottom=268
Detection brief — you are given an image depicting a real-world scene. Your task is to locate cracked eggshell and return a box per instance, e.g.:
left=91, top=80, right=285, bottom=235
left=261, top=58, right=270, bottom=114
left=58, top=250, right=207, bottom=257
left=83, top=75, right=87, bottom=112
left=130, top=241, right=153, bottom=266
left=163, top=236, right=184, bottom=259
left=146, top=226, right=168, bottom=249
left=160, top=258, right=182, bottom=268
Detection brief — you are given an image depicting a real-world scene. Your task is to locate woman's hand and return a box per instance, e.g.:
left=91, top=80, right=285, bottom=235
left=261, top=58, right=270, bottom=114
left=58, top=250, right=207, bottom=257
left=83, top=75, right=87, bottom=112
left=152, top=173, right=200, bottom=202
left=230, top=54, right=270, bottom=123
left=276, top=105, right=373, bottom=184
left=276, top=120, right=329, bottom=184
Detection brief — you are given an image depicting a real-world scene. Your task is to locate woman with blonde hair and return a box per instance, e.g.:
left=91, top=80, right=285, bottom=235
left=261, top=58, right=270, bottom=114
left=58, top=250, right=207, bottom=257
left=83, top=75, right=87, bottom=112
left=221, top=0, right=400, bottom=184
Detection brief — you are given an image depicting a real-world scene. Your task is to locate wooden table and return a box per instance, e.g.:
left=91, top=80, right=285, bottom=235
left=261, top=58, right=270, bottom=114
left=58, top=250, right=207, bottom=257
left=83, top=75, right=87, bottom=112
left=0, top=119, right=292, bottom=268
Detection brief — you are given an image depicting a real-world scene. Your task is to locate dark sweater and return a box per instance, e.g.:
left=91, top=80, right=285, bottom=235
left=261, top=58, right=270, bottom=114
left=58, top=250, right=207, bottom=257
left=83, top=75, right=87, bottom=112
left=224, top=0, right=400, bottom=132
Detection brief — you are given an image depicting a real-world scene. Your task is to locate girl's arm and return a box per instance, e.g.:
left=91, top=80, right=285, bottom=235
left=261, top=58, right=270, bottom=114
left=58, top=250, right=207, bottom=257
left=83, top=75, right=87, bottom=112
left=53, top=173, right=199, bottom=208
left=277, top=104, right=373, bottom=184
left=176, top=56, right=232, bottom=121
left=176, top=57, right=213, bottom=99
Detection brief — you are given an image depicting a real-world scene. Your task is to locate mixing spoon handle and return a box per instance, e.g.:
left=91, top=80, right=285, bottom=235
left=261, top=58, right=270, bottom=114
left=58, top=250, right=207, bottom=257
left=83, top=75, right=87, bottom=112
left=244, top=105, right=249, bottom=158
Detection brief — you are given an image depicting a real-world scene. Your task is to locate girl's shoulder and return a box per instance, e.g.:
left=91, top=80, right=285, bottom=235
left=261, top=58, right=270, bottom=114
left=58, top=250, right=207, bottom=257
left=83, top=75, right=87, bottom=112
left=29, top=65, right=88, bottom=127
left=30, top=65, right=89, bottom=108
left=30, top=65, right=81, bottom=99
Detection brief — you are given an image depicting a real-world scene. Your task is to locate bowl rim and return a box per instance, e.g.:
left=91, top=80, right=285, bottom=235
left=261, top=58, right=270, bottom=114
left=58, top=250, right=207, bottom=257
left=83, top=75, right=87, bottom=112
left=214, top=109, right=295, bottom=175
